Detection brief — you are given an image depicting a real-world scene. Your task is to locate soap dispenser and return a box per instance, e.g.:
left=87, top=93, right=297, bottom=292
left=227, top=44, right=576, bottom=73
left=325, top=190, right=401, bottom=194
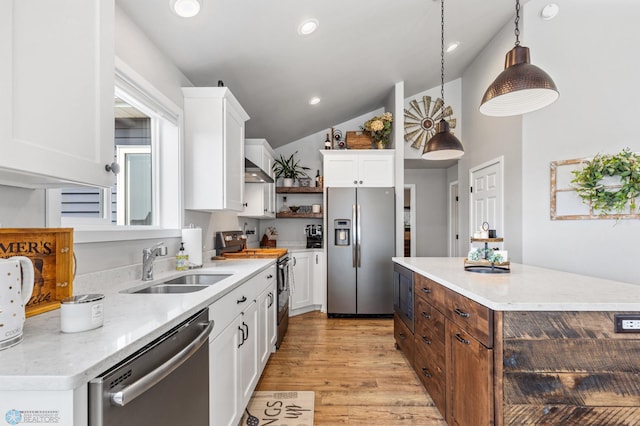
left=176, top=242, right=188, bottom=271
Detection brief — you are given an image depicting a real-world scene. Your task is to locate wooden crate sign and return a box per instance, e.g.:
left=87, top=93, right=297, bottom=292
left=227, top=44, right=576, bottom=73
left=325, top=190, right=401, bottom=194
left=346, top=131, right=373, bottom=149
left=0, top=228, right=73, bottom=317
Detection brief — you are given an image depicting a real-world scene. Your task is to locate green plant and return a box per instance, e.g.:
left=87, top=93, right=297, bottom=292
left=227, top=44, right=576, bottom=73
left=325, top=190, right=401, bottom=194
left=571, top=148, right=640, bottom=214
left=272, top=151, right=310, bottom=180
left=362, top=112, right=393, bottom=145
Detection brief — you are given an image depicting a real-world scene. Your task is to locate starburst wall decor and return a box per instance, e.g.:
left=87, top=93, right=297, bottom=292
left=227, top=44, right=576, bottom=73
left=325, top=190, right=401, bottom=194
left=404, top=96, right=457, bottom=150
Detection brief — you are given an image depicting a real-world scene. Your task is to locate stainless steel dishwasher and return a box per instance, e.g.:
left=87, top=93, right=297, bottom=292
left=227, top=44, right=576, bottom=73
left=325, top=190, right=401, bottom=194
left=89, top=309, right=213, bottom=426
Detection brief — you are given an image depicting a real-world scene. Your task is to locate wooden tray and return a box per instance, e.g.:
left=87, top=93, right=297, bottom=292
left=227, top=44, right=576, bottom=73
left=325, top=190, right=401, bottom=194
left=0, top=228, right=74, bottom=317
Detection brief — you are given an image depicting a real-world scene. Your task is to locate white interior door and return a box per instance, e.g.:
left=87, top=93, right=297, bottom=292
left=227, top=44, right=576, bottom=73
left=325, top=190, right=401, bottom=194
left=469, top=158, right=504, bottom=238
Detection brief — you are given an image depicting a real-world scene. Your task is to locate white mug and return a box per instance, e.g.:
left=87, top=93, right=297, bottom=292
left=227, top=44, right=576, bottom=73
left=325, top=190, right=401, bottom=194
left=0, top=256, right=35, bottom=350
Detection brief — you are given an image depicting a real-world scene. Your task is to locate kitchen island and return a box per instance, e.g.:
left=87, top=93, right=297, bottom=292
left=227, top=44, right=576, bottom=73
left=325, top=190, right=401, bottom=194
left=393, top=257, right=640, bottom=426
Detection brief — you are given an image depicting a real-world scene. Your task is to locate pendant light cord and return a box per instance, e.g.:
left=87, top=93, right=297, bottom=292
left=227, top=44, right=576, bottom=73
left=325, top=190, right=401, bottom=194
left=440, top=0, right=445, bottom=105
left=514, top=0, right=521, bottom=46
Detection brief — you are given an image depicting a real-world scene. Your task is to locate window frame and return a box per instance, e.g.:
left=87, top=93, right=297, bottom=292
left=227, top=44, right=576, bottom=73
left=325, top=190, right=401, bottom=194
left=46, top=58, right=183, bottom=243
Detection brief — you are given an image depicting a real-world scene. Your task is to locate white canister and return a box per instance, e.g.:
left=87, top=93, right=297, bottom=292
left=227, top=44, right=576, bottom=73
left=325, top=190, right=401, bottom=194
left=60, top=294, right=104, bottom=333
left=312, top=204, right=321, bottom=213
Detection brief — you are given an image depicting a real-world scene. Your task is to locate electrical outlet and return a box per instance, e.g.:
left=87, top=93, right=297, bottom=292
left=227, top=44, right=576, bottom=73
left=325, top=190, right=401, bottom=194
left=614, top=314, right=640, bottom=333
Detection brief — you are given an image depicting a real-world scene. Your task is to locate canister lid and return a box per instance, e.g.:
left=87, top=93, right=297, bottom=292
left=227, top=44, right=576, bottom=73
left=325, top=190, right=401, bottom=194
left=61, top=294, right=105, bottom=304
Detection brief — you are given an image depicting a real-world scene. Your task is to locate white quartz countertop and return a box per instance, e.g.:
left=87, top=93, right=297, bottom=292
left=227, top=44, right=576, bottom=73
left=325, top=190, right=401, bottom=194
left=0, top=259, right=274, bottom=391
left=394, top=257, right=640, bottom=311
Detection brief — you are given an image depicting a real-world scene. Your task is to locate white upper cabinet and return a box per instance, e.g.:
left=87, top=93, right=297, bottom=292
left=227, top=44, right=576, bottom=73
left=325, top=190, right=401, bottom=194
left=183, top=87, right=249, bottom=211
left=240, top=139, right=276, bottom=218
left=321, top=150, right=395, bottom=187
left=0, top=0, right=115, bottom=188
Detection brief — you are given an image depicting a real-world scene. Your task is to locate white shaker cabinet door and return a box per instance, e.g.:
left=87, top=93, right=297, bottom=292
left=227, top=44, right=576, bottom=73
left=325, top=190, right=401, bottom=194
left=323, top=154, right=359, bottom=187
left=183, top=87, right=249, bottom=211
left=0, top=0, right=114, bottom=188
left=321, top=151, right=394, bottom=188
left=291, top=251, right=313, bottom=311
left=209, top=318, right=241, bottom=426
left=357, top=154, right=395, bottom=187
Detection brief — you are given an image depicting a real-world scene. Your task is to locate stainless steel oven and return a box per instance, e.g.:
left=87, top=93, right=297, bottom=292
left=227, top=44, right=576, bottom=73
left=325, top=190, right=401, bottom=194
left=89, top=309, right=213, bottom=426
left=393, top=263, right=414, bottom=332
left=276, top=255, right=290, bottom=348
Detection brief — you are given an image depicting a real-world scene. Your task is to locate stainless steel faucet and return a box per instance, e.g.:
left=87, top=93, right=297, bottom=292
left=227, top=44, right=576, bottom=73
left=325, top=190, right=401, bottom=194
left=142, top=242, right=168, bottom=281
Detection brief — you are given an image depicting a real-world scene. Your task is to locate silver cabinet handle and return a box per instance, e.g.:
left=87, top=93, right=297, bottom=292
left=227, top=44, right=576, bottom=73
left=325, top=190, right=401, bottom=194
left=110, top=320, right=214, bottom=407
left=454, top=307, right=470, bottom=318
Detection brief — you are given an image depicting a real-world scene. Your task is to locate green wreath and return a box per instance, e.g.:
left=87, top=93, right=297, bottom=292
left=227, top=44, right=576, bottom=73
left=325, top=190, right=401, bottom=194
left=571, top=148, right=640, bottom=214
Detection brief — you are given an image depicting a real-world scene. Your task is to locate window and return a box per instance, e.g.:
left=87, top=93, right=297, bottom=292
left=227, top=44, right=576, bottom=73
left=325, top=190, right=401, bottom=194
left=48, top=60, right=183, bottom=242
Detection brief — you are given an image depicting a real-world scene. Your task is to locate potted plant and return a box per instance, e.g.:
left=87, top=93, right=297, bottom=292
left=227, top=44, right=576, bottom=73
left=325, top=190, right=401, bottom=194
left=362, top=112, right=393, bottom=149
left=272, top=151, right=310, bottom=187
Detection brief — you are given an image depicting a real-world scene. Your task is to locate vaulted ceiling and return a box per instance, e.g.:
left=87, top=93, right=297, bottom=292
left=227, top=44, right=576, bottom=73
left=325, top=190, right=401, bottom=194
left=116, top=0, right=526, bottom=149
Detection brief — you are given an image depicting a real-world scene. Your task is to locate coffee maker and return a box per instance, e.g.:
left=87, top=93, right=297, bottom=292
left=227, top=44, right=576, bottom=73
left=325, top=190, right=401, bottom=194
left=305, top=224, right=323, bottom=249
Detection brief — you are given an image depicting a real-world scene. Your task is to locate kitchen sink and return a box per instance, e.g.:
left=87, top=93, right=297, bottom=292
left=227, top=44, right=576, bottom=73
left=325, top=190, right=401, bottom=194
left=132, top=285, right=210, bottom=294
left=127, top=273, right=233, bottom=294
left=161, top=274, right=232, bottom=285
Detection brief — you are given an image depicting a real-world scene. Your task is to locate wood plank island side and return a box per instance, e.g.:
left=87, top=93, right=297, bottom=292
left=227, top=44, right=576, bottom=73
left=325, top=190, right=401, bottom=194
left=392, top=259, right=640, bottom=425
left=501, top=311, right=640, bottom=425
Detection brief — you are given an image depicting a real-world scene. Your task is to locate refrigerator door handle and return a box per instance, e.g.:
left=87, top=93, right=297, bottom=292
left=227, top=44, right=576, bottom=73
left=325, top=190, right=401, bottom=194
left=356, top=203, right=362, bottom=268
left=352, top=203, right=357, bottom=268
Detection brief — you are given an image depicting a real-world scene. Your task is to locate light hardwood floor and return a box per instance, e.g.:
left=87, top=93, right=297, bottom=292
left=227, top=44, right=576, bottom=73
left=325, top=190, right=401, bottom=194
left=256, top=311, right=447, bottom=425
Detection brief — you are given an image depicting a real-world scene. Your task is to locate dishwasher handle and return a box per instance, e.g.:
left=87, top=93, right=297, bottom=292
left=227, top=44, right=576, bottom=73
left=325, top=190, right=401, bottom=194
left=110, top=320, right=214, bottom=407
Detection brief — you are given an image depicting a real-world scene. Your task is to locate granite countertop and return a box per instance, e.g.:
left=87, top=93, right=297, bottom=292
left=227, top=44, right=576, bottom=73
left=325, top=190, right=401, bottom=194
left=394, top=257, right=640, bottom=311
left=0, top=259, right=274, bottom=391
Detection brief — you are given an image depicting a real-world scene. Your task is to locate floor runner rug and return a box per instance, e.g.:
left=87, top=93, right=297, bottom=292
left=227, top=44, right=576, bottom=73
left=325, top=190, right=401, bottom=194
left=241, top=391, right=315, bottom=426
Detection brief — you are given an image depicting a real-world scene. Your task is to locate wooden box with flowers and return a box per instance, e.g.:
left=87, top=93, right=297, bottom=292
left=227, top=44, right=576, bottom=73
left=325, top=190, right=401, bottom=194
left=346, top=112, right=393, bottom=150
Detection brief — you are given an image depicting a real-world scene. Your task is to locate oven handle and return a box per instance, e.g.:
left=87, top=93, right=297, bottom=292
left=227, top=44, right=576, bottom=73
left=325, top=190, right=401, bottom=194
left=110, top=320, right=214, bottom=407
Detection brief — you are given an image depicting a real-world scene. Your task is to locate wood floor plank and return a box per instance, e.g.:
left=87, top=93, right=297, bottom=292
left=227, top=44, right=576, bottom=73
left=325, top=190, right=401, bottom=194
left=256, top=311, right=447, bottom=425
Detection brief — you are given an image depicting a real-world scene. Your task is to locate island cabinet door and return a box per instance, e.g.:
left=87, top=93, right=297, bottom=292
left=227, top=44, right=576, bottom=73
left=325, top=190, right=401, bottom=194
left=447, top=321, right=493, bottom=426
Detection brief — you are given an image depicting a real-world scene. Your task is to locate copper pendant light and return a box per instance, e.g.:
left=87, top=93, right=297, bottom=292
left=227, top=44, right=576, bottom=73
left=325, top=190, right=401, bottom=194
left=423, top=0, right=464, bottom=160
left=479, top=0, right=559, bottom=116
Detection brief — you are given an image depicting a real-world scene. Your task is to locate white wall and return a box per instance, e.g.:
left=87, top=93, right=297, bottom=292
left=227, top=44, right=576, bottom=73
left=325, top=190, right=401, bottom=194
left=520, top=0, right=640, bottom=284
left=460, top=17, right=524, bottom=263
left=460, top=0, right=640, bottom=284
left=405, top=169, right=448, bottom=256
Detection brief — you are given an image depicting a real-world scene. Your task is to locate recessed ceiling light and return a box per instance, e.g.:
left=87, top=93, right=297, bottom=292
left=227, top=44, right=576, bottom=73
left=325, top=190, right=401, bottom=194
left=446, top=42, right=460, bottom=53
left=540, top=4, right=559, bottom=20
left=298, top=19, right=319, bottom=36
left=309, top=97, right=321, bottom=105
left=171, top=0, right=201, bottom=18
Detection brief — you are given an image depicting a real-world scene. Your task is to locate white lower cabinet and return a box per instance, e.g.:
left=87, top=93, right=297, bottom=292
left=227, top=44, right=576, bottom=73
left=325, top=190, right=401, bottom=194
left=257, top=281, right=277, bottom=371
left=209, top=315, right=241, bottom=426
left=238, top=300, right=259, bottom=407
left=290, top=250, right=325, bottom=315
left=291, top=251, right=312, bottom=311
left=208, top=265, right=276, bottom=426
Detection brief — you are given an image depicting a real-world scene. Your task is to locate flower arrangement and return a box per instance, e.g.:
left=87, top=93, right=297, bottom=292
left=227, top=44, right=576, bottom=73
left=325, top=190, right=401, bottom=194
left=571, top=148, right=640, bottom=214
left=362, top=112, right=393, bottom=146
left=469, top=247, right=504, bottom=263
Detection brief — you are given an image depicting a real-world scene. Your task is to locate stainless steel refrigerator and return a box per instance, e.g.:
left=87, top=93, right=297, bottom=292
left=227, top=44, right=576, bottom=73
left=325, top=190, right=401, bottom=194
left=327, top=187, right=395, bottom=316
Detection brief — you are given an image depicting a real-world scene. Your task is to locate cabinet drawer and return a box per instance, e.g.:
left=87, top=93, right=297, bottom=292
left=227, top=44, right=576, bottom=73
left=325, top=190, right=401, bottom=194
left=255, top=265, right=277, bottom=294
left=394, top=314, right=414, bottom=367
left=209, top=277, right=257, bottom=339
left=414, top=342, right=446, bottom=417
left=414, top=298, right=446, bottom=348
left=414, top=274, right=446, bottom=313
left=444, top=287, right=493, bottom=348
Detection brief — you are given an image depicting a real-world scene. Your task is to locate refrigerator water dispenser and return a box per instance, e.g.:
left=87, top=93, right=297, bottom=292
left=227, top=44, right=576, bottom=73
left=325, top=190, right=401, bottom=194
left=334, top=219, right=351, bottom=246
